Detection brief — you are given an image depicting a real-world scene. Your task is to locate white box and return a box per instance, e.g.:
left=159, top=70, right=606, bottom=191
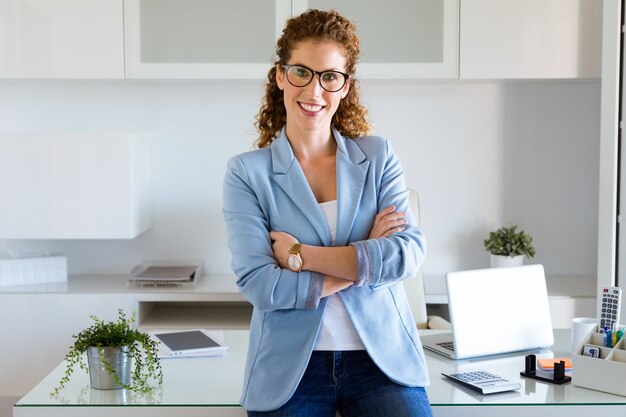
left=0, top=256, right=68, bottom=286
left=571, top=325, right=626, bottom=396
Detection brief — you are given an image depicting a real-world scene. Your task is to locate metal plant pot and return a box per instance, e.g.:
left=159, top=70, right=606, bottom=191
left=87, top=346, right=131, bottom=390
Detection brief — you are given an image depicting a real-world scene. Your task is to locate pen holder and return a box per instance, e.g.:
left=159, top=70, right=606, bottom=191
left=572, top=325, right=626, bottom=396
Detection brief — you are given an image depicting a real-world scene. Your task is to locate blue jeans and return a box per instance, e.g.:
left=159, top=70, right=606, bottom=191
left=247, top=350, right=433, bottom=417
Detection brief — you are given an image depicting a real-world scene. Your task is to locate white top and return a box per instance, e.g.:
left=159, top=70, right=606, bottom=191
left=313, top=200, right=365, bottom=351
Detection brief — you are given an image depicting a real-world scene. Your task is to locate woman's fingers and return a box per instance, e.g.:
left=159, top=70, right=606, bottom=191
left=369, top=206, right=408, bottom=238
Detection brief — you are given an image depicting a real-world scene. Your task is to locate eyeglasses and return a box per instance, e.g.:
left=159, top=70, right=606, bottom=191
left=281, top=64, right=349, bottom=93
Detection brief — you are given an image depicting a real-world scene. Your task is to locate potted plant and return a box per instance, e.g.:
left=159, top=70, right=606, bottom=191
left=484, top=224, right=536, bottom=268
left=52, top=309, right=163, bottom=396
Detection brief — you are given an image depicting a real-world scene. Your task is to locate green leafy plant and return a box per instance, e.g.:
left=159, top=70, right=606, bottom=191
left=484, top=224, right=536, bottom=258
left=52, top=309, right=163, bottom=396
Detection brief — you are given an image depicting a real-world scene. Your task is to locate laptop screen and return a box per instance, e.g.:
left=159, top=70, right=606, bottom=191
left=446, top=264, right=554, bottom=359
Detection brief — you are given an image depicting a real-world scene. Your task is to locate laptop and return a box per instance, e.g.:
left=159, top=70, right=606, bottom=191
left=421, top=264, right=554, bottom=359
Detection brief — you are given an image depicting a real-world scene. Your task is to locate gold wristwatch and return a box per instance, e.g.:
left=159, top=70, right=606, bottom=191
left=287, top=243, right=303, bottom=272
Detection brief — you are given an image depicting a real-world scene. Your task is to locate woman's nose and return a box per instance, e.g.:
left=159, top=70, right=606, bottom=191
left=304, top=74, right=324, bottom=95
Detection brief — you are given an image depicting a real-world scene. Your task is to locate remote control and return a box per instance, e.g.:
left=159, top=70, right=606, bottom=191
left=442, top=371, right=521, bottom=395
left=598, top=286, right=622, bottom=333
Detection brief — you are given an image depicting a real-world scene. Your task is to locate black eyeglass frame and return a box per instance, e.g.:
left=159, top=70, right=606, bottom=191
left=280, top=64, right=350, bottom=93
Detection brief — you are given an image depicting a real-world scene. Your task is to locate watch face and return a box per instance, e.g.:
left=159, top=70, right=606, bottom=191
left=288, top=255, right=302, bottom=271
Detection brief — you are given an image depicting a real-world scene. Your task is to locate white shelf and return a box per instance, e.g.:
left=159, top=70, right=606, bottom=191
left=0, top=273, right=252, bottom=330
left=0, top=273, right=243, bottom=296
left=424, top=274, right=596, bottom=304
left=137, top=301, right=252, bottom=331
left=424, top=273, right=596, bottom=328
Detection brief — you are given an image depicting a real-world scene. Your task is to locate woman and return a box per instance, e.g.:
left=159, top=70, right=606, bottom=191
left=223, top=9, right=431, bottom=417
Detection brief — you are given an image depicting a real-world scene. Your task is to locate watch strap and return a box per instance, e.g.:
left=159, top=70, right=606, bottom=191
left=288, top=243, right=302, bottom=255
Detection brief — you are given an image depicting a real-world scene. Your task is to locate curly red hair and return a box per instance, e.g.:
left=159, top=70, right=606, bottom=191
left=254, top=9, right=371, bottom=148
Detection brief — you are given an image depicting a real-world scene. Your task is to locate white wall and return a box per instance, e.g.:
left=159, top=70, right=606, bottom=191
left=0, top=79, right=600, bottom=278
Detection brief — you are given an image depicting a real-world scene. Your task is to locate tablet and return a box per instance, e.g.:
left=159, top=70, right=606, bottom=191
left=151, top=329, right=225, bottom=355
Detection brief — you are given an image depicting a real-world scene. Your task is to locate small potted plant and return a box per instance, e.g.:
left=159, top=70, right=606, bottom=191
left=52, top=309, right=163, bottom=396
left=484, top=223, right=536, bottom=268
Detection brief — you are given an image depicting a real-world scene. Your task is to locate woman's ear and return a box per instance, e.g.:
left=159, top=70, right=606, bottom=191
left=275, top=65, right=285, bottom=90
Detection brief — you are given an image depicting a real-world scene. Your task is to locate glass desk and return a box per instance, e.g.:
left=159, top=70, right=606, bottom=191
left=14, top=329, right=626, bottom=417
left=425, top=328, right=626, bottom=416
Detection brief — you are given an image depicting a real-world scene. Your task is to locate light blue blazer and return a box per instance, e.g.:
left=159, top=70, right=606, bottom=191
left=223, top=127, right=428, bottom=412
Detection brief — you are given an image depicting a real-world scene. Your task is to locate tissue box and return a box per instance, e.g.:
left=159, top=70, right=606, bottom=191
left=0, top=256, right=68, bottom=286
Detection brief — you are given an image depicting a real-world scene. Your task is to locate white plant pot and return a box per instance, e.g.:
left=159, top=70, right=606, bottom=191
left=490, top=254, right=524, bottom=268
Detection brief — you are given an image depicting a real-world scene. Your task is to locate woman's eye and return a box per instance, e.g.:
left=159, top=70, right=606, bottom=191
left=294, top=67, right=310, bottom=78
left=322, top=72, right=338, bottom=82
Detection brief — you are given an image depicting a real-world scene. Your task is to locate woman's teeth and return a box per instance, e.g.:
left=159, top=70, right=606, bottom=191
left=300, top=103, right=323, bottom=112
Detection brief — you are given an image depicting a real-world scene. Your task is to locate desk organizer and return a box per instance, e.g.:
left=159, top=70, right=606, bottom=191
left=0, top=255, right=68, bottom=286
left=571, top=324, right=626, bottom=396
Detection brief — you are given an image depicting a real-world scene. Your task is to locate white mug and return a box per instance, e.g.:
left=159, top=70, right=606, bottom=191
left=571, top=317, right=597, bottom=354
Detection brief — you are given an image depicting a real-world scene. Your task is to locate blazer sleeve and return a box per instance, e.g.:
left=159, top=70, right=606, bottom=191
left=222, top=156, right=324, bottom=311
left=351, top=139, right=427, bottom=288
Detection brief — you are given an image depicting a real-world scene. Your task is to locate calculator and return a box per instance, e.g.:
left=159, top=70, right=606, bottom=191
left=442, top=371, right=521, bottom=394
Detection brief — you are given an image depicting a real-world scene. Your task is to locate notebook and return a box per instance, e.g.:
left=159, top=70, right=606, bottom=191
left=421, top=264, right=554, bottom=359
left=151, top=329, right=228, bottom=357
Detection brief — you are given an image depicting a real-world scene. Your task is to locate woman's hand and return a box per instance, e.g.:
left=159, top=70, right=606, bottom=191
left=269, top=231, right=299, bottom=269
left=322, top=275, right=353, bottom=297
left=369, top=205, right=408, bottom=238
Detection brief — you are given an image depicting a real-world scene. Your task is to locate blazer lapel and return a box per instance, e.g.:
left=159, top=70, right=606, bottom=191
left=334, top=129, right=370, bottom=246
left=271, top=130, right=331, bottom=246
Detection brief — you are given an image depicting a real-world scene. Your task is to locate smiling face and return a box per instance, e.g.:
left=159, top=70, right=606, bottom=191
left=276, top=40, right=350, bottom=141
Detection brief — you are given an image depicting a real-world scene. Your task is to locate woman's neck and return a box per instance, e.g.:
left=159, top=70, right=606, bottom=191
left=286, top=126, right=336, bottom=162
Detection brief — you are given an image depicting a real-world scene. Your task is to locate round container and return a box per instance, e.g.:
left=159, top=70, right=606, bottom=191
left=87, top=346, right=131, bottom=390
left=490, top=254, right=524, bottom=268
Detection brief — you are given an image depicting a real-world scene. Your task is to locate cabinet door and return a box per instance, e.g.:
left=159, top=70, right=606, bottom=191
left=0, top=0, right=124, bottom=79
left=293, top=0, right=459, bottom=78
left=460, top=0, right=602, bottom=79
left=125, top=0, right=291, bottom=79
left=0, top=134, right=151, bottom=239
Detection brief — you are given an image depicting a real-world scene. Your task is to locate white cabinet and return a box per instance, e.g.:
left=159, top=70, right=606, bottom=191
left=460, top=0, right=602, bottom=79
left=125, top=0, right=458, bottom=79
left=124, top=0, right=291, bottom=79
left=3, top=1, right=601, bottom=80
left=0, top=291, right=134, bottom=399
left=0, top=134, right=151, bottom=239
left=0, top=0, right=124, bottom=79
left=292, top=0, right=459, bottom=78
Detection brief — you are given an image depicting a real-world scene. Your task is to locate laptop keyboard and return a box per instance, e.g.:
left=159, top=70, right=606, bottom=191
left=438, top=341, right=455, bottom=352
